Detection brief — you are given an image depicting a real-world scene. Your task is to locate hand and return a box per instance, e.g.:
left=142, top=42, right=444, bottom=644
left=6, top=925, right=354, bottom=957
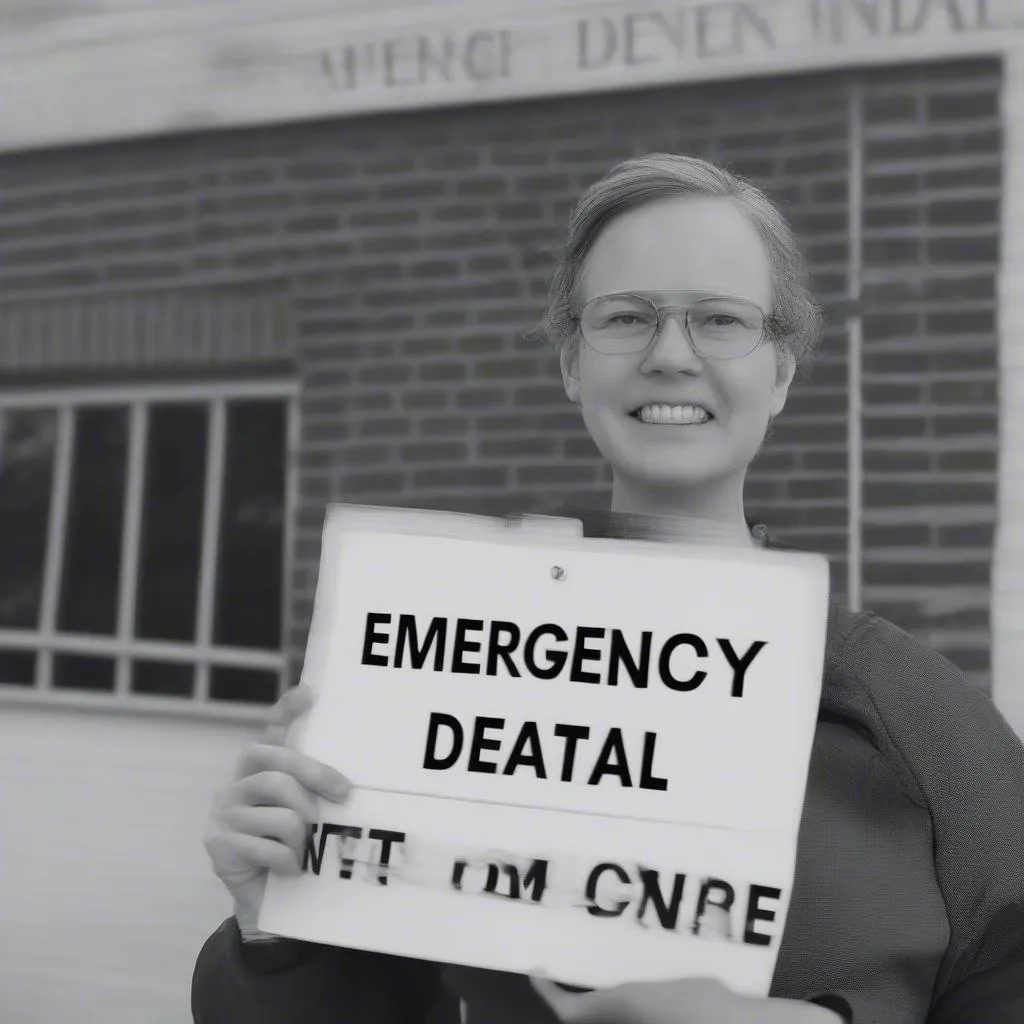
left=530, top=975, right=844, bottom=1024
left=202, top=684, right=351, bottom=937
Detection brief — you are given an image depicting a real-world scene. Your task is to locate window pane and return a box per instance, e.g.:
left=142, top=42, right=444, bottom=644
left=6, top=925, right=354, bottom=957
left=0, top=409, right=57, bottom=629
left=57, top=407, right=128, bottom=635
left=0, top=649, right=36, bottom=686
left=53, top=654, right=115, bottom=692
left=210, top=666, right=279, bottom=704
left=131, top=660, right=194, bottom=698
left=213, top=401, right=286, bottom=650
left=135, top=405, right=208, bottom=642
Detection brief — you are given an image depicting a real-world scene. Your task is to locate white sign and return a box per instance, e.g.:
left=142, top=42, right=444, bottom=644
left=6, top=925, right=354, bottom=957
left=258, top=505, right=830, bottom=993
left=2, top=0, right=1022, bottom=151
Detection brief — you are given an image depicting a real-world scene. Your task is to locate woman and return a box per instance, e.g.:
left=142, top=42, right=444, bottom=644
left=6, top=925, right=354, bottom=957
left=192, top=155, right=1024, bottom=1023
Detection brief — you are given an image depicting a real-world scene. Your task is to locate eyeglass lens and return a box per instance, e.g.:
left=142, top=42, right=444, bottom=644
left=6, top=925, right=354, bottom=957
left=580, top=294, right=765, bottom=358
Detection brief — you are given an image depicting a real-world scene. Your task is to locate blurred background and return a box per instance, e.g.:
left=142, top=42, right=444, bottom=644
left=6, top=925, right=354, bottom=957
left=1, top=1, right=1022, bottom=1021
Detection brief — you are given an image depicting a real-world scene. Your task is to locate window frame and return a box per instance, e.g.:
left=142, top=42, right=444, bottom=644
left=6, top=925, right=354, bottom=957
left=0, top=378, right=299, bottom=722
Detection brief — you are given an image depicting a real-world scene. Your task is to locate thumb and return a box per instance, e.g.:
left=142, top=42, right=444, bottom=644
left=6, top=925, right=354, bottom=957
left=264, top=683, right=316, bottom=745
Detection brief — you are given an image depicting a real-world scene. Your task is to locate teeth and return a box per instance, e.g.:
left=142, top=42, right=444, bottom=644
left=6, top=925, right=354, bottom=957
left=637, top=404, right=710, bottom=425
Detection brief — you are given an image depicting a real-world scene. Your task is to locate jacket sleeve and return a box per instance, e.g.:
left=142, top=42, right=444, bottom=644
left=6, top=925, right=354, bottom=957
left=191, top=917, right=458, bottom=1024
left=844, top=616, right=1024, bottom=1021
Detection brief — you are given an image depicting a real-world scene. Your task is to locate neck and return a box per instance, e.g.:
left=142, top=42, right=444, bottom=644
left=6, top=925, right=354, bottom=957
left=609, top=474, right=753, bottom=545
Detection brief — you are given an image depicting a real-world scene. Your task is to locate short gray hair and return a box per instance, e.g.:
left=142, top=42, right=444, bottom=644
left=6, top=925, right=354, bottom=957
left=529, top=153, right=823, bottom=369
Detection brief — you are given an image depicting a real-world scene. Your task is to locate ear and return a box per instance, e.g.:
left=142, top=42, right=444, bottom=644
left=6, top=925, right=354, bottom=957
left=560, top=341, right=582, bottom=406
left=769, top=348, right=796, bottom=419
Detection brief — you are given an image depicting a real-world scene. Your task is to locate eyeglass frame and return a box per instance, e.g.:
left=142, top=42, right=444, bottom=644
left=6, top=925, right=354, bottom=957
left=571, top=290, right=781, bottom=360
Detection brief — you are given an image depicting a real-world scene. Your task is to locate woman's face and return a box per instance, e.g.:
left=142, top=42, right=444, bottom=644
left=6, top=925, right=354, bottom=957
left=560, top=196, right=795, bottom=506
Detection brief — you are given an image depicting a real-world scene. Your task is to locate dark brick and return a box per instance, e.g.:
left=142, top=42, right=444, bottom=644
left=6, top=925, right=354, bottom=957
left=810, top=179, right=848, bottom=203
left=413, top=467, right=507, bottom=488
left=925, top=309, right=995, bottom=336
left=865, top=480, right=995, bottom=505
left=419, top=416, right=468, bottom=435
left=864, top=172, right=919, bottom=198
left=936, top=449, right=997, bottom=473
left=863, top=237, right=920, bottom=266
left=927, top=92, right=998, bottom=121
left=377, top=180, right=447, bottom=201
left=361, top=234, right=423, bottom=255
left=401, top=337, right=454, bottom=357
left=481, top=437, right=557, bottom=458
left=478, top=414, right=535, bottom=433
left=515, top=385, right=569, bottom=408
left=923, top=164, right=1000, bottom=189
left=863, top=560, right=990, bottom=587
left=798, top=449, right=847, bottom=472
left=518, top=464, right=596, bottom=485
left=357, top=363, right=411, bottom=385
left=468, top=254, right=512, bottom=273
left=801, top=504, right=848, bottom=527
left=863, top=415, right=929, bottom=439
left=455, top=178, right=507, bottom=198
left=862, top=382, right=925, bottom=404
left=863, top=524, right=931, bottom=547
left=863, top=206, right=921, bottom=229
left=922, top=274, right=994, bottom=301
left=928, top=198, right=999, bottom=228
left=563, top=436, right=603, bottom=459
left=864, top=94, right=919, bottom=123
left=933, top=413, right=997, bottom=438
left=475, top=357, right=539, bottom=380
left=781, top=149, right=848, bottom=175
left=344, top=444, right=394, bottom=467
left=287, top=159, right=356, bottom=181
left=787, top=477, right=846, bottom=500
left=863, top=449, right=931, bottom=472
left=358, top=418, right=411, bottom=438
left=92, top=204, right=189, bottom=229
left=409, top=260, right=460, bottom=280
left=863, top=312, right=919, bottom=340
left=936, top=523, right=995, bottom=547
left=456, top=387, right=508, bottom=409
left=927, top=235, right=999, bottom=264
left=418, top=362, right=468, bottom=382
left=516, top=173, right=572, bottom=195
left=106, top=260, right=183, bottom=283
left=339, top=471, right=405, bottom=493
left=458, top=335, right=505, bottom=356
left=423, top=151, right=482, bottom=172
left=929, top=379, right=997, bottom=403
left=401, top=441, right=467, bottom=462
left=350, top=208, right=420, bottom=228
left=929, top=349, right=997, bottom=373
left=346, top=392, right=394, bottom=412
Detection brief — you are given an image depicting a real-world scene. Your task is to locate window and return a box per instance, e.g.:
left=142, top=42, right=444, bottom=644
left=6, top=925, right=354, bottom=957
left=0, top=381, right=296, bottom=714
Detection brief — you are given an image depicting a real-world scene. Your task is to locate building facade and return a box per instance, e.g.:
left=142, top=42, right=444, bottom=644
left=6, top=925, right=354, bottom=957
left=1, top=2, right=1022, bottom=1022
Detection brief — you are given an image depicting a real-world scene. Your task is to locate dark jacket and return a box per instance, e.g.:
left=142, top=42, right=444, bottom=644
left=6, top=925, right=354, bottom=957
left=193, top=577, right=1024, bottom=1023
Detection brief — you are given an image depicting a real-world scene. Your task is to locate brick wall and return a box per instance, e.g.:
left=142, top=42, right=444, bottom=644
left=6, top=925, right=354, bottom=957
left=0, top=58, right=1000, bottom=690
left=858, top=60, right=1001, bottom=688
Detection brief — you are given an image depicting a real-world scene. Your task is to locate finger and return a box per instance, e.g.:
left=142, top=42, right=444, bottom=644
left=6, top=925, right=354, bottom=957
left=695, top=902, right=732, bottom=941
left=530, top=976, right=618, bottom=1024
left=206, top=831, right=304, bottom=877
left=264, top=684, right=317, bottom=745
left=233, top=769, right=324, bottom=822
left=221, top=804, right=310, bottom=859
left=235, top=744, right=351, bottom=802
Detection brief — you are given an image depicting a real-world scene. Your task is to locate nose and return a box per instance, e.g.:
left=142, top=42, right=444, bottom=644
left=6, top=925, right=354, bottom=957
left=639, top=310, right=703, bottom=374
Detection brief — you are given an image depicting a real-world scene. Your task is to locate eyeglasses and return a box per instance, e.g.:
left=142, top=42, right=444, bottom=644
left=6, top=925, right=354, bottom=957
left=576, top=291, right=772, bottom=360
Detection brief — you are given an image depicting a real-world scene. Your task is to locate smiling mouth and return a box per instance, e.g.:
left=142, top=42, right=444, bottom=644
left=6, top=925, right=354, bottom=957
left=630, top=403, right=714, bottom=425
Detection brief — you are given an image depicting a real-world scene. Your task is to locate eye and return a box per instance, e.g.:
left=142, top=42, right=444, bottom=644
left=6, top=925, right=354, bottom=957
left=707, top=313, right=740, bottom=327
